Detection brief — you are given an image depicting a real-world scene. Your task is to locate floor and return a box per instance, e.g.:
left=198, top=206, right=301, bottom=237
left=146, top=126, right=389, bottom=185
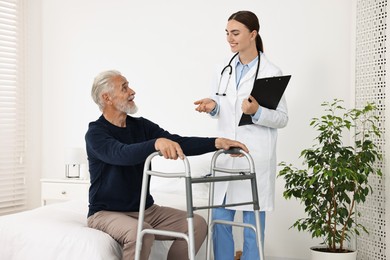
left=267, top=257, right=306, bottom=260
left=235, top=251, right=306, bottom=260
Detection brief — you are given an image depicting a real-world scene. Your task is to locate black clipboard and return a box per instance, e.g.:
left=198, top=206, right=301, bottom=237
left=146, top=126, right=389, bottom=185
left=238, top=75, right=291, bottom=126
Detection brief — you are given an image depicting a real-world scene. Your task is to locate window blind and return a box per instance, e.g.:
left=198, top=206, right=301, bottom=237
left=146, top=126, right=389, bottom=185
left=0, top=0, right=26, bottom=215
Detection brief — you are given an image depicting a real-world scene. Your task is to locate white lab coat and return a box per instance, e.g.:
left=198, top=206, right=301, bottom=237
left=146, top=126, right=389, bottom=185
left=211, top=52, right=288, bottom=211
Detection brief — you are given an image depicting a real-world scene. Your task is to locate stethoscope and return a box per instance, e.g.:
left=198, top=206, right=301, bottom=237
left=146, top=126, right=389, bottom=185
left=216, top=51, right=261, bottom=96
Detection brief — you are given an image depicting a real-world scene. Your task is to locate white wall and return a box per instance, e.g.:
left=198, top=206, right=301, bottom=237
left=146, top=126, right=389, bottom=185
left=33, top=0, right=355, bottom=258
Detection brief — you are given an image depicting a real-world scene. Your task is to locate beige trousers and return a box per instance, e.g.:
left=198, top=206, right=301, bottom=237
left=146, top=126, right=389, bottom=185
left=87, top=204, right=207, bottom=260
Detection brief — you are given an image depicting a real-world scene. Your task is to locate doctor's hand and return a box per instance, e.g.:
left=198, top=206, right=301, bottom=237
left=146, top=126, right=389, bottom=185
left=215, top=138, right=249, bottom=157
left=242, top=95, right=259, bottom=115
left=155, top=138, right=185, bottom=160
left=194, top=98, right=216, bottom=113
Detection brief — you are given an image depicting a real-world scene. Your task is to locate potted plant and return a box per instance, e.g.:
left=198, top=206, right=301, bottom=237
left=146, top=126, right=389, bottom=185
left=278, top=99, right=382, bottom=259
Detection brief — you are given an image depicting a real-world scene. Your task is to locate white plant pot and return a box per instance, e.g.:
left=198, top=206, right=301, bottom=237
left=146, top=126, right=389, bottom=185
left=310, top=246, right=357, bottom=260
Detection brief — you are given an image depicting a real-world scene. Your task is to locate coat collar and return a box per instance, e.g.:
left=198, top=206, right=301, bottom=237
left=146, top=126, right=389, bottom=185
left=234, top=52, right=265, bottom=85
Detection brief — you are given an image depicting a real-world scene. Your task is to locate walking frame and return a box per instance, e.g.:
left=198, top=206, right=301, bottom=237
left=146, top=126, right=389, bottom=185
left=135, top=148, right=264, bottom=260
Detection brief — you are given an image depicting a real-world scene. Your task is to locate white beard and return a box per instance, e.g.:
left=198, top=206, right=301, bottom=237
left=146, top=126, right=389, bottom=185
left=127, top=104, right=138, bottom=115
left=115, top=101, right=138, bottom=115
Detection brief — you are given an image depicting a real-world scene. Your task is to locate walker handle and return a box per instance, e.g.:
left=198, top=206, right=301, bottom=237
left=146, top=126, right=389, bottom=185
left=222, top=148, right=242, bottom=155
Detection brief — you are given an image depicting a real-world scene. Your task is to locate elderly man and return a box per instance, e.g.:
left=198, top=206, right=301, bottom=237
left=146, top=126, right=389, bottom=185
left=85, top=70, right=249, bottom=260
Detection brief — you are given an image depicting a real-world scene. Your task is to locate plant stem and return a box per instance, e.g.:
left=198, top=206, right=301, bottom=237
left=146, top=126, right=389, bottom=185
left=327, top=203, right=332, bottom=249
left=331, top=177, right=337, bottom=251
left=340, top=190, right=356, bottom=251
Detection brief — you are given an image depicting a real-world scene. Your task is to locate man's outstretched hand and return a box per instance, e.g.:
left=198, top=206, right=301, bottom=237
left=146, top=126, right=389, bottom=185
left=215, top=138, right=249, bottom=156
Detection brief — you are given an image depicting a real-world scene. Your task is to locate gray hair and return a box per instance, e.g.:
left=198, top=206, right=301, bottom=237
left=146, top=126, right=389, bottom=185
left=91, top=70, right=122, bottom=111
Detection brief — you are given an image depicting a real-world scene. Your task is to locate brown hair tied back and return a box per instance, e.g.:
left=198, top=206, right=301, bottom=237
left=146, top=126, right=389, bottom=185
left=228, top=10, right=264, bottom=53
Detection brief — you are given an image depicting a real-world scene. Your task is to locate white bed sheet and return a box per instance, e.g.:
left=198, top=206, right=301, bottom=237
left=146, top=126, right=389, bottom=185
left=0, top=195, right=211, bottom=260
left=0, top=200, right=122, bottom=260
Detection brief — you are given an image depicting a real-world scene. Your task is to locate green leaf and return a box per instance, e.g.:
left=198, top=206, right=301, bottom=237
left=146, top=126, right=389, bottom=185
left=276, top=99, right=383, bottom=249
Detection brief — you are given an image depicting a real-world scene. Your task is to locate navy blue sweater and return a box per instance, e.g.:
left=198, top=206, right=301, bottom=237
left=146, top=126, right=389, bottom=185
left=85, top=115, right=217, bottom=217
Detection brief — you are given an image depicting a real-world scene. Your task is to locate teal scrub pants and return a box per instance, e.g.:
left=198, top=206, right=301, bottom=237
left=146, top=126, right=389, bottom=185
left=212, top=207, right=265, bottom=260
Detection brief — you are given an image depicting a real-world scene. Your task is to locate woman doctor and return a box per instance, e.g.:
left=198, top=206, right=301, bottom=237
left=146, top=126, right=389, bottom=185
left=194, top=10, right=288, bottom=260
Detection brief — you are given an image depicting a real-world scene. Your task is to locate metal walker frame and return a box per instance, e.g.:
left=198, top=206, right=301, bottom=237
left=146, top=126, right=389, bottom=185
left=135, top=149, right=264, bottom=260
left=135, top=151, right=196, bottom=260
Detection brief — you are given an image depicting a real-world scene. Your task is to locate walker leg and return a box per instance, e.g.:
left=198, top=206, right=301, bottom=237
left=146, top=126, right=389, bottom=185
left=135, top=166, right=151, bottom=260
left=187, top=217, right=196, bottom=260
left=185, top=176, right=196, bottom=260
left=206, top=175, right=216, bottom=260
left=254, top=210, right=264, bottom=260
